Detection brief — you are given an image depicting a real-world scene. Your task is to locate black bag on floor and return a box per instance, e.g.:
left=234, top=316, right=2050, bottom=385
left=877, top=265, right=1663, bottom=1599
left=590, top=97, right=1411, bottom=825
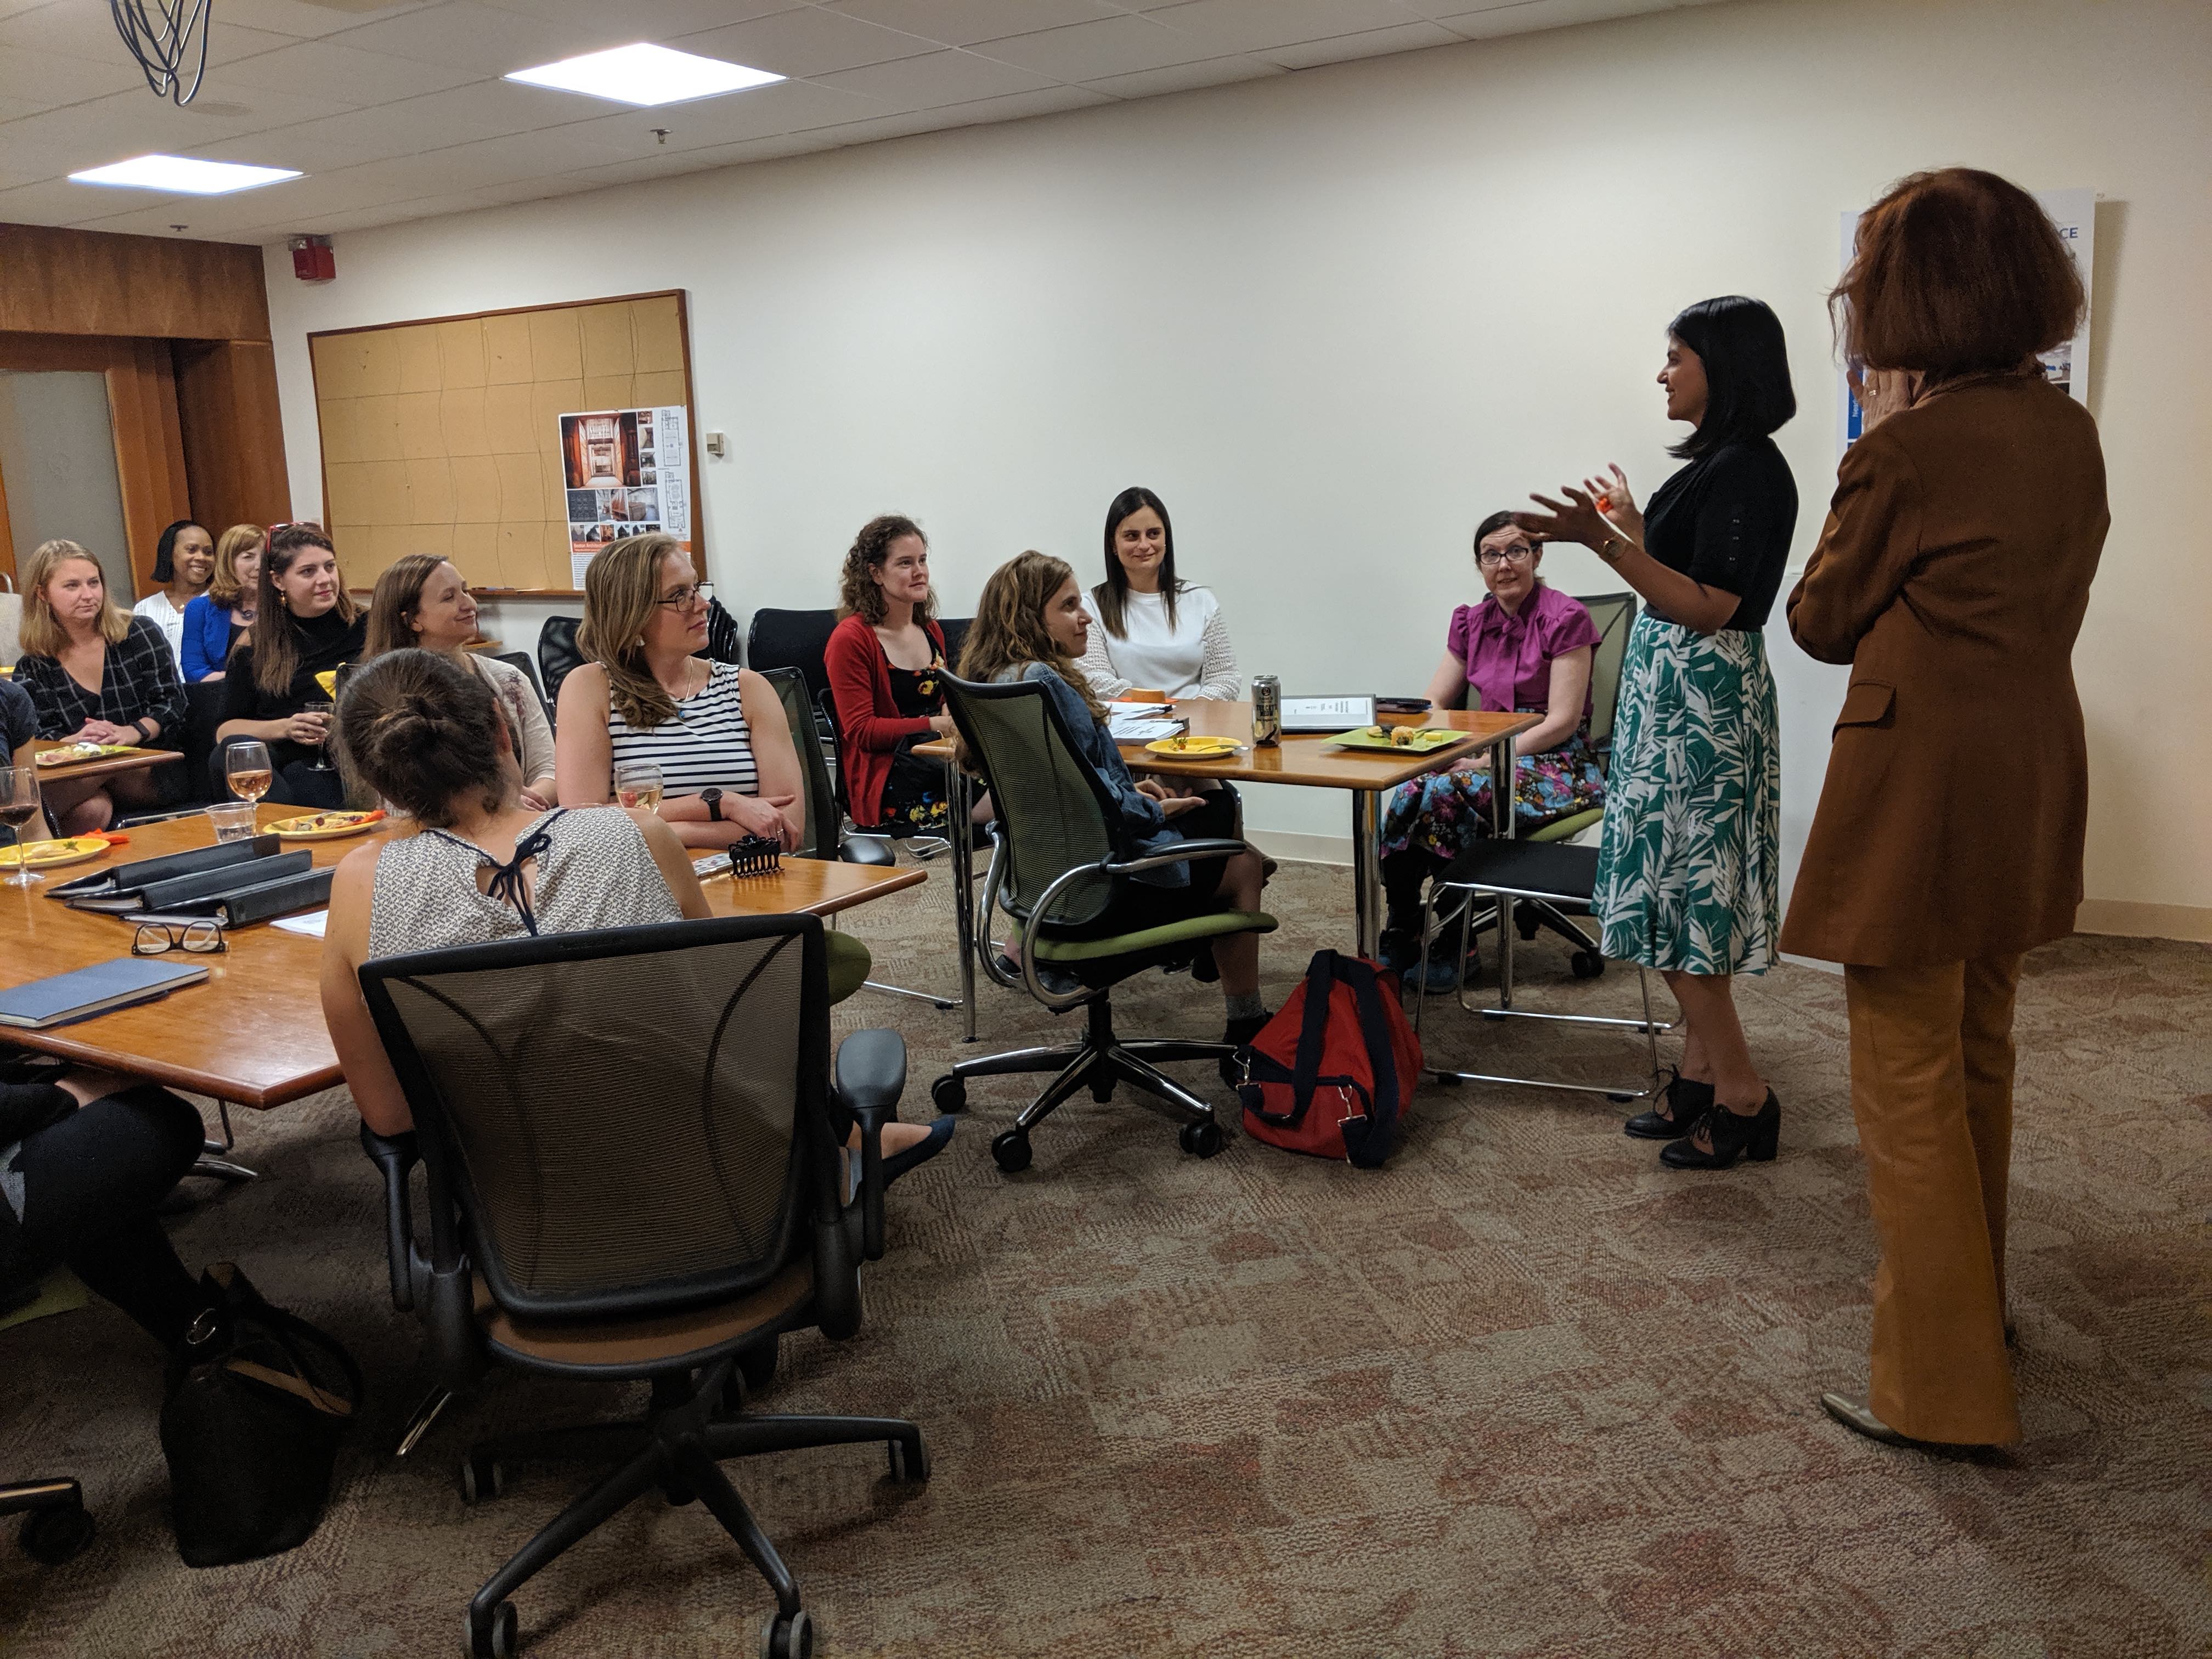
left=159, top=1262, right=362, bottom=1567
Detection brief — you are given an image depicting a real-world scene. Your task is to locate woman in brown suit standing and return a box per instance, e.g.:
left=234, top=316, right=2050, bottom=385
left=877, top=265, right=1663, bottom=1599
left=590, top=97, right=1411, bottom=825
left=1784, top=168, right=2107, bottom=1449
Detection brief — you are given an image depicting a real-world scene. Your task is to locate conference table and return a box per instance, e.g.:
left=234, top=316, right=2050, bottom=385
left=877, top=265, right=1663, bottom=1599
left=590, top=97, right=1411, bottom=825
left=917, top=701, right=1538, bottom=1041
left=0, top=803, right=926, bottom=1113
left=31, top=742, right=182, bottom=789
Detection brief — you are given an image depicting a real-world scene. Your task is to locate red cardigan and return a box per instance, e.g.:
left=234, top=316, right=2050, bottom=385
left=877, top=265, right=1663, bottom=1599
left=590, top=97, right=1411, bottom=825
left=825, top=612, right=947, bottom=828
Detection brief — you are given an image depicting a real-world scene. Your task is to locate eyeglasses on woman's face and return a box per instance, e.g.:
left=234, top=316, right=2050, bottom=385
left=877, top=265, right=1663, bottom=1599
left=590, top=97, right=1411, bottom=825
left=1476, top=543, right=1537, bottom=568
left=654, top=581, right=714, bottom=611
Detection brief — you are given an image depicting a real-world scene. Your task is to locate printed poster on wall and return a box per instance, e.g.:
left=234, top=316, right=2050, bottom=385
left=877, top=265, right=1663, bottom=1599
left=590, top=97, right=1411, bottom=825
left=559, top=405, right=692, bottom=587
left=1836, top=188, right=2094, bottom=458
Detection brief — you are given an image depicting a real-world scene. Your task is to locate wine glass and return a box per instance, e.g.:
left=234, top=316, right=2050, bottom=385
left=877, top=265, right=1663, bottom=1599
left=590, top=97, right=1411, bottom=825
left=0, top=766, right=44, bottom=888
left=225, top=740, right=274, bottom=807
left=302, top=700, right=337, bottom=771
left=613, top=760, right=664, bottom=811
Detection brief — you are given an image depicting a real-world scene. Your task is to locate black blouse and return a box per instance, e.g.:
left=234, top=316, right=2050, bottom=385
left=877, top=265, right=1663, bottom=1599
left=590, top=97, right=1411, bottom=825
left=221, top=608, right=366, bottom=771
left=12, top=613, right=187, bottom=743
left=1641, top=437, right=1798, bottom=631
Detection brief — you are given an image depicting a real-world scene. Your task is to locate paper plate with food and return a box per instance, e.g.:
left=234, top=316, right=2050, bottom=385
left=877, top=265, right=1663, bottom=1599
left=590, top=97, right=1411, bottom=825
left=1327, top=725, right=1464, bottom=754
left=267, top=809, right=387, bottom=842
left=0, top=836, right=111, bottom=872
left=36, top=741, right=137, bottom=767
left=1143, top=734, right=1243, bottom=758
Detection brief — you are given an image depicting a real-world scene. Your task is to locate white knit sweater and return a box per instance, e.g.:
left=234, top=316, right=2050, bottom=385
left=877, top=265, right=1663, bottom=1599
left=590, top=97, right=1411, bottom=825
left=1076, top=585, right=1240, bottom=702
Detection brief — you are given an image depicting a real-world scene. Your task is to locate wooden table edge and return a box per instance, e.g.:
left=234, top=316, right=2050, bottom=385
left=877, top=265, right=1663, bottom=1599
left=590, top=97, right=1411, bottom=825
left=32, top=748, right=185, bottom=785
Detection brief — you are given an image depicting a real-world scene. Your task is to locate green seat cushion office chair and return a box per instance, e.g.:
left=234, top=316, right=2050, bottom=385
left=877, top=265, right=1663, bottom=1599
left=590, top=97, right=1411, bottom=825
left=929, top=673, right=1277, bottom=1174
left=357, top=915, right=927, bottom=1659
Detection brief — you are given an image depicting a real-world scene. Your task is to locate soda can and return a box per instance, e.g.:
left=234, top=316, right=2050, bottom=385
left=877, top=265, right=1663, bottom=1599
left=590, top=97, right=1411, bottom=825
left=1251, top=674, right=1282, bottom=747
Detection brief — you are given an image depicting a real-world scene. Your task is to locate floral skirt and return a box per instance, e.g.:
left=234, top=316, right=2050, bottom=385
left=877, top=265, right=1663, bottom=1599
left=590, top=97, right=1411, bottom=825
left=877, top=744, right=951, bottom=836
left=1378, top=720, right=1607, bottom=864
left=1592, top=615, right=1780, bottom=975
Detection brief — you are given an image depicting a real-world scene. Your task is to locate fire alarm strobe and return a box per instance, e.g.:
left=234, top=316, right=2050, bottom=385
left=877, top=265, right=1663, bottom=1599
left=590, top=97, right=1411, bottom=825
left=289, top=235, right=335, bottom=283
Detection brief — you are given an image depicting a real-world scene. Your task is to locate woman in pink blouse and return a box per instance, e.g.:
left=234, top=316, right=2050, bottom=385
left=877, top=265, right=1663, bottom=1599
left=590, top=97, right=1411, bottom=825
left=1380, top=511, right=1606, bottom=992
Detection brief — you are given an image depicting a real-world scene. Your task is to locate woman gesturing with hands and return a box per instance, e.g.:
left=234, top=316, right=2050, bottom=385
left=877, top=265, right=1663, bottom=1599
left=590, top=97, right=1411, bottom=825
left=1515, top=296, right=1799, bottom=1173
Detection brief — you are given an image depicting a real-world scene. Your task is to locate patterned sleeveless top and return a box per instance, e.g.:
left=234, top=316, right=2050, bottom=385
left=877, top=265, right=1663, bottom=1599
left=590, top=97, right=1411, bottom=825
left=366, top=808, right=681, bottom=960
left=605, top=661, right=758, bottom=798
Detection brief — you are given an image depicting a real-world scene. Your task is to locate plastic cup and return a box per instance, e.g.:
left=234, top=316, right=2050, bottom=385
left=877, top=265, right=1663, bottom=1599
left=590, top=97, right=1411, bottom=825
left=206, top=801, right=258, bottom=842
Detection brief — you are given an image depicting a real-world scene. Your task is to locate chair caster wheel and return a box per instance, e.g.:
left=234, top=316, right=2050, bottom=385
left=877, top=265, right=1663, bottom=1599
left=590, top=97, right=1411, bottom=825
left=1570, top=950, right=1605, bottom=979
left=736, top=1335, right=777, bottom=1394
left=932, top=1074, right=966, bottom=1113
left=1433, top=1073, right=1463, bottom=1087
left=465, top=1598, right=518, bottom=1658
left=1178, top=1118, right=1224, bottom=1158
left=887, top=1434, right=930, bottom=1484
left=761, top=1609, right=814, bottom=1659
left=990, top=1129, right=1032, bottom=1173
left=20, top=1503, right=94, bottom=1566
left=1515, top=904, right=1539, bottom=941
left=459, top=1452, right=504, bottom=1505
left=1606, top=1093, right=1635, bottom=1104
left=1090, top=1079, right=1117, bottom=1103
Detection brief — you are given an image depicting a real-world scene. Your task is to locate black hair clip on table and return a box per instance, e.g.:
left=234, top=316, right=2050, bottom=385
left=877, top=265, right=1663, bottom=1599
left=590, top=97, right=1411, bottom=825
left=726, top=836, right=782, bottom=877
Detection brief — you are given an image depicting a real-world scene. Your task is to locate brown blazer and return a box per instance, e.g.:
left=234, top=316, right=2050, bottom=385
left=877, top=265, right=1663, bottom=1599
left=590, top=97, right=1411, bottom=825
left=1780, top=375, right=2107, bottom=967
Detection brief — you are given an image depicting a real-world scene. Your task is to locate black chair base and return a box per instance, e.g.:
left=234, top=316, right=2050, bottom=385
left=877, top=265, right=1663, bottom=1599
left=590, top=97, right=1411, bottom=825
left=455, top=1355, right=924, bottom=1658
left=935, top=993, right=1229, bottom=1172
left=3, top=1477, right=95, bottom=1565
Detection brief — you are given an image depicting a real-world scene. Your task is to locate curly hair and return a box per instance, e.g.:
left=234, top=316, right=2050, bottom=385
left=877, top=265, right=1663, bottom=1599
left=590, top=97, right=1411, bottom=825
left=837, top=514, right=934, bottom=626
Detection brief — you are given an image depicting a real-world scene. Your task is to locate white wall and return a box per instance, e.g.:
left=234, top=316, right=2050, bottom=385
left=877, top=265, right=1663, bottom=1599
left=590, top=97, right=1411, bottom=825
left=263, top=0, right=2212, bottom=928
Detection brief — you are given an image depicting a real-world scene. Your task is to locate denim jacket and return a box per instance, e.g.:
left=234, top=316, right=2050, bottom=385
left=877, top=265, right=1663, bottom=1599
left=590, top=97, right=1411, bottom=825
left=1000, top=663, right=1188, bottom=887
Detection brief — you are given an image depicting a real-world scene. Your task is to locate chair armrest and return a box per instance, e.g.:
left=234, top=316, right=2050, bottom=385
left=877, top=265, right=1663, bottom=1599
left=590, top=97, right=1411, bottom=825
left=1102, top=838, right=1251, bottom=877
left=357, top=1121, right=420, bottom=1312
left=837, top=834, right=897, bottom=868
left=834, top=1029, right=906, bottom=1262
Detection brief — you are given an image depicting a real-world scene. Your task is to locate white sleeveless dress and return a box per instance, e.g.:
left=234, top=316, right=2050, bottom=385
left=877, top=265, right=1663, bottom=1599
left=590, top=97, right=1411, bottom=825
left=367, top=808, right=680, bottom=958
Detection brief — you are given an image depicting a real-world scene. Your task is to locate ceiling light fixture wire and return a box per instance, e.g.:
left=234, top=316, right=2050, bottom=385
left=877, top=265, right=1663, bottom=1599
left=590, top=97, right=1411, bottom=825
left=110, top=0, right=216, bottom=106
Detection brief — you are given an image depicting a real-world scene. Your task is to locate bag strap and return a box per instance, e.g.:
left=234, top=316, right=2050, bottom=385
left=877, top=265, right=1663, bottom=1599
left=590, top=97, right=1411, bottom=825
left=1290, top=950, right=1341, bottom=1120
left=1330, top=955, right=1402, bottom=1119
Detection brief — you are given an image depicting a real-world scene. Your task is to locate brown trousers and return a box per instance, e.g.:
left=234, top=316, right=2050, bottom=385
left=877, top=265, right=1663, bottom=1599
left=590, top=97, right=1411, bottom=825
left=1842, top=955, right=2025, bottom=1446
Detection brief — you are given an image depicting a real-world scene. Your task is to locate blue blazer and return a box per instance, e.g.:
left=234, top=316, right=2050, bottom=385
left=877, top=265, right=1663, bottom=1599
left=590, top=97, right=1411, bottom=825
left=179, top=594, right=243, bottom=682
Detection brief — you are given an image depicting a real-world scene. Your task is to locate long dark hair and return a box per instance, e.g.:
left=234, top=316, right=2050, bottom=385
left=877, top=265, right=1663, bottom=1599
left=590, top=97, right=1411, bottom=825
left=251, top=523, right=358, bottom=697
left=338, top=648, right=506, bottom=827
left=363, top=552, right=452, bottom=659
left=1091, top=486, right=1181, bottom=639
left=151, top=520, right=208, bottom=585
left=1666, top=296, right=1797, bottom=459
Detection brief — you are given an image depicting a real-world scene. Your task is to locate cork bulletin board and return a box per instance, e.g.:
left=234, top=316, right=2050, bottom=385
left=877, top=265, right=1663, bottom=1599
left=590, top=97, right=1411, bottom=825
left=307, top=290, right=701, bottom=596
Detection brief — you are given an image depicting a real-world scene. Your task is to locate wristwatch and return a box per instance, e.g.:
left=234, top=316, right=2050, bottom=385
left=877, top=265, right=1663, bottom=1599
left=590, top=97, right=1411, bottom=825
left=700, top=787, right=724, bottom=822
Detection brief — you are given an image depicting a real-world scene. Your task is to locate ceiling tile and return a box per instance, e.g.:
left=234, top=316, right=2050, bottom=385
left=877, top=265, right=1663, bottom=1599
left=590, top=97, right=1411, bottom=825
left=815, top=48, right=1057, bottom=109
left=0, top=173, right=161, bottom=225
left=237, top=77, right=590, bottom=171
left=674, top=7, right=939, bottom=79
left=1077, top=52, right=1283, bottom=98
left=1143, top=0, right=1426, bottom=55
left=489, top=0, right=804, bottom=35
left=0, top=43, right=156, bottom=104
left=0, top=81, right=327, bottom=163
left=319, top=0, right=636, bottom=75
left=362, top=123, right=640, bottom=191
left=972, top=13, right=1227, bottom=80
left=818, top=0, right=1123, bottom=49
left=214, top=39, right=489, bottom=105
left=556, top=77, right=884, bottom=154
left=821, top=81, right=1110, bottom=143
left=1262, top=18, right=1462, bottom=66
left=0, top=4, right=302, bottom=69
left=213, top=0, right=441, bottom=40
left=1435, top=0, right=1653, bottom=38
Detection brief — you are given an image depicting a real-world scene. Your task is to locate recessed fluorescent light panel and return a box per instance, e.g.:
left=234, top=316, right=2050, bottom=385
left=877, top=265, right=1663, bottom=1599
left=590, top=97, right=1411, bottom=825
left=70, top=155, right=302, bottom=194
left=505, top=43, right=783, bottom=106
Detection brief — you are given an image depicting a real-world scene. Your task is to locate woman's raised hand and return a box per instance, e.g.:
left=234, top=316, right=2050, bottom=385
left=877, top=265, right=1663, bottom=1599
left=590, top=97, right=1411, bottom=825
left=1513, top=485, right=1615, bottom=551
left=1583, top=464, right=1642, bottom=540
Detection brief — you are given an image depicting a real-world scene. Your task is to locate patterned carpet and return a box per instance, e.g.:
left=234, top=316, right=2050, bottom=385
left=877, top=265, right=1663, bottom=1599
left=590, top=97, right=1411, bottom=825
left=3, top=859, right=2207, bottom=1658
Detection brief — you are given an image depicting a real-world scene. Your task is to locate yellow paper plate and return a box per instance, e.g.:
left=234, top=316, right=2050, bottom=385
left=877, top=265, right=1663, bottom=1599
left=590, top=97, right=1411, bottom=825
left=313, top=669, right=339, bottom=697
left=1144, top=735, right=1242, bottom=758
left=1328, top=726, right=1464, bottom=754
left=267, top=810, right=385, bottom=841
left=0, top=836, right=110, bottom=871
left=35, top=743, right=135, bottom=767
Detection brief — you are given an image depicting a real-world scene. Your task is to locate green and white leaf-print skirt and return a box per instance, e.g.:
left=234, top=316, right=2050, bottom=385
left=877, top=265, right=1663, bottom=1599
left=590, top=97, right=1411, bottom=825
left=1592, top=614, right=1781, bottom=975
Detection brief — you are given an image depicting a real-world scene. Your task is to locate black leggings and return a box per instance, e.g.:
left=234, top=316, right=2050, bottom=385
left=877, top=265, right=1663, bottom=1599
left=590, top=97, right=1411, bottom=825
left=13, top=1087, right=209, bottom=1348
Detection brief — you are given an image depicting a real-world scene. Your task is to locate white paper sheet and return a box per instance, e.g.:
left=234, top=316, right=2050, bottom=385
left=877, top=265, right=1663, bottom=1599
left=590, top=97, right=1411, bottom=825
left=273, top=911, right=329, bottom=938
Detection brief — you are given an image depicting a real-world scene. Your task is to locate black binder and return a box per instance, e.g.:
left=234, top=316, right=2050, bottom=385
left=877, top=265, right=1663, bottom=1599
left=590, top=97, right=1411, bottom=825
left=49, top=835, right=283, bottom=912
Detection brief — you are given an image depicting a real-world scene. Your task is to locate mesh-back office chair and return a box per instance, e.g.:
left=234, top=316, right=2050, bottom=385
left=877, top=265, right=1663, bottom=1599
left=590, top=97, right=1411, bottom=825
left=1412, top=592, right=1666, bottom=1102
left=761, top=668, right=955, bottom=1012
left=356, top=915, right=928, bottom=1659
left=929, top=674, right=1277, bottom=1173
left=534, top=617, right=584, bottom=706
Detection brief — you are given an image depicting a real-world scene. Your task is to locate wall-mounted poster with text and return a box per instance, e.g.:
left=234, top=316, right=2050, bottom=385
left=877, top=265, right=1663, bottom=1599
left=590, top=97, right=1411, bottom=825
left=560, top=404, right=692, bottom=586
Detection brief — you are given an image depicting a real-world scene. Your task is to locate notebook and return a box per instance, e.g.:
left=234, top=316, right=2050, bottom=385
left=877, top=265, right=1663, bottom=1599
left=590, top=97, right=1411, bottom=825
left=0, top=958, right=210, bottom=1030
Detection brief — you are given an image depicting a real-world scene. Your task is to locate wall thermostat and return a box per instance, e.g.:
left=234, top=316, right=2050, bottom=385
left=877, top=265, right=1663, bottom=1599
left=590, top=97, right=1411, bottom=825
left=703, top=430, right=729, bottom=459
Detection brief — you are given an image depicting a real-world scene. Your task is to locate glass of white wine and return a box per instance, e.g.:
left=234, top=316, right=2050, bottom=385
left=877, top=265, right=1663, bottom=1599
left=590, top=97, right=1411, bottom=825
left=613, top=760, right=664, bottom=812
left=226, top=740, right=274, bottom=808
left=0, top=765, right=44, bottom=888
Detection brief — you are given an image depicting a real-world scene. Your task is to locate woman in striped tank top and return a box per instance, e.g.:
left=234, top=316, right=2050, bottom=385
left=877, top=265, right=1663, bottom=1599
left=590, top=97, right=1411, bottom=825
left=556, top=535, right=805, bottom=851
